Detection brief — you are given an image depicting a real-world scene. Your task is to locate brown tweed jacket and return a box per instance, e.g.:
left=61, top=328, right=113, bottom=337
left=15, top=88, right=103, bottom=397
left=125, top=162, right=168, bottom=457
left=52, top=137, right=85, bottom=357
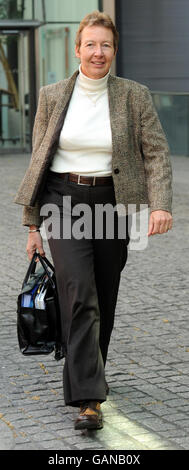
left=14, top=70, right=172, bottom=226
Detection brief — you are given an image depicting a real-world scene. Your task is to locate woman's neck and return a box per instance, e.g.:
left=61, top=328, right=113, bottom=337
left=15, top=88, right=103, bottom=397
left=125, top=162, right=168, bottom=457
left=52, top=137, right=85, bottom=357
left=78, top=64, right=110, bottom=93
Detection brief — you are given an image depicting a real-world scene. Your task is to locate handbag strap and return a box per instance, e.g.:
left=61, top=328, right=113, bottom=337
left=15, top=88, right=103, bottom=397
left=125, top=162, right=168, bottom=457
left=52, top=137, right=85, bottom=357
left=36, top=253, right=56, bottom=290
left=22, top=253, right=56, bottom=290
left=22, top=253, right=38, bottom=287
left=38, top=254, right=55, bottom=273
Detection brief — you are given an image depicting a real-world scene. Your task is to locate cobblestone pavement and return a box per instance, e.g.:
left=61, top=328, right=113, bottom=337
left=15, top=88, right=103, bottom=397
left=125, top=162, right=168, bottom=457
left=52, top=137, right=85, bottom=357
left=0, top=153, right=189, bottom=451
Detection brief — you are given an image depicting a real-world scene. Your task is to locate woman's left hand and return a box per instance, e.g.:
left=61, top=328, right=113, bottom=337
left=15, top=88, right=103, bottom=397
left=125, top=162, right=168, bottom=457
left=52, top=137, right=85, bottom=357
left=148, top=210, right=173, bottom=236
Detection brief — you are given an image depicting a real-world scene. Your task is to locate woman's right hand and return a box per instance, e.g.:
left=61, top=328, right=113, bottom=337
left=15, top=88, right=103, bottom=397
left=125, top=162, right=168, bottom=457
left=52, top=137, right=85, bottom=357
left=26, top=230, right=46, bottom=261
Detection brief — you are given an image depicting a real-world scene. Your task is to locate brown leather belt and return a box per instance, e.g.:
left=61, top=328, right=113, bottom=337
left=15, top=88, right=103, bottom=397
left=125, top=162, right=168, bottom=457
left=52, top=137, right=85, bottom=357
left=51, top=171, right=113, bottom=186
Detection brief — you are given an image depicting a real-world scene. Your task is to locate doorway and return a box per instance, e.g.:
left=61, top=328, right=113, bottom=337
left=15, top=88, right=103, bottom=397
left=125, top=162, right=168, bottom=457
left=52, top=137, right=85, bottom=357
left=0, top=30, right=30, bottom=152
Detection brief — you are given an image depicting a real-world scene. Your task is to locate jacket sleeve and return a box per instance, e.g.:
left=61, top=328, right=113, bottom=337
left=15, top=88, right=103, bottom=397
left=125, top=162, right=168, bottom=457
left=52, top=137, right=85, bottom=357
left=22, top=87, right=48, bottom=226
left=140, top=86, right=173, bottom=214
left=22, top=201, right=42, bottom=227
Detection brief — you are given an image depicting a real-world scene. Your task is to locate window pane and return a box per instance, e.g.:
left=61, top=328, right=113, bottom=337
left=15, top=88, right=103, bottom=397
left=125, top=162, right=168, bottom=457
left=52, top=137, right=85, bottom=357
left=0, top=32, right=30, bottom=151
left=152, top=93, right=189, bottom=156
left=39, top=23, right=79, bottom=85
left=0, top=0, right=32, bottom=20
left=0, top=0, right=99, bottom=21
left=34, top=0, right=99, bottom=22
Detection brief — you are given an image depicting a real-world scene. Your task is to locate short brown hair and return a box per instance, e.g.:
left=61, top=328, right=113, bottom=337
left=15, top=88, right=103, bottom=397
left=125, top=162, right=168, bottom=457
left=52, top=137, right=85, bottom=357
left=75, top=10, right=119, bottom=52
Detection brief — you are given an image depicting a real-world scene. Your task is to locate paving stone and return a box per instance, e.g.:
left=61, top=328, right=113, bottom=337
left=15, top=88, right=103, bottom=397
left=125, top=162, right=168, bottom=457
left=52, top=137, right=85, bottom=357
left=0, top=154, right=189, bottom=450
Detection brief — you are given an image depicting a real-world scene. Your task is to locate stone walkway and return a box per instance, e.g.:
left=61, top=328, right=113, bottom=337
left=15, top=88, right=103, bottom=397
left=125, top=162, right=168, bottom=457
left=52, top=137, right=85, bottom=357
left=0, top=153, right=189, bottom=451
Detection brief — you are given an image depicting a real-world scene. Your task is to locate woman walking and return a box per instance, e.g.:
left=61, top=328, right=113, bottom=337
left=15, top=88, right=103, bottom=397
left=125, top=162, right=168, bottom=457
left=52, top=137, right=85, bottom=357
left=15, top=10, right=172, bottom=430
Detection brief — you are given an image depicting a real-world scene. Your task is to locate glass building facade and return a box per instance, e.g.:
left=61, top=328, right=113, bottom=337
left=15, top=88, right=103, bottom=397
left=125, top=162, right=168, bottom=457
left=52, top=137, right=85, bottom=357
left=116, top=0, right=189, bottom=157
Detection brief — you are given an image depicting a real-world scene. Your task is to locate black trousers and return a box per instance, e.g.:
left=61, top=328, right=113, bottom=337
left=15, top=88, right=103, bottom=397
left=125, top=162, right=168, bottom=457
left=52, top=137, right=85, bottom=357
left=40, top=171, right=129, bottom=407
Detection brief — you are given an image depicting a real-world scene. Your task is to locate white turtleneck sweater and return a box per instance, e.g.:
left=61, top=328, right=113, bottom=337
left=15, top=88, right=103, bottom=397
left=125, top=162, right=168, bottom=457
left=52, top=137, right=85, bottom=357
left=50, top=66, right=112, bottom=176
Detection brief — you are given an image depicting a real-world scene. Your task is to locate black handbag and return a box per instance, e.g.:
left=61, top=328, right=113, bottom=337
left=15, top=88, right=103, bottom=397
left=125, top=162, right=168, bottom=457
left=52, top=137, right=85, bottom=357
left=17, top=252, right=64, bottom=360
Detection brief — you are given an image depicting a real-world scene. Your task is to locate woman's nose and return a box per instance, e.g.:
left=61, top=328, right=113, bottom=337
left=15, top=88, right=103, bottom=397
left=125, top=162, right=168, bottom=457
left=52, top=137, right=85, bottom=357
left=94, top=46, right=104, bottom=56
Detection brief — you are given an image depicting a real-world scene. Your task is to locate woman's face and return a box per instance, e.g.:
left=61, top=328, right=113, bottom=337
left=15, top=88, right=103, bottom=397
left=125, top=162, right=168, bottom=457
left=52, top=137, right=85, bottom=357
left=75, top=25, right=117, bottom=79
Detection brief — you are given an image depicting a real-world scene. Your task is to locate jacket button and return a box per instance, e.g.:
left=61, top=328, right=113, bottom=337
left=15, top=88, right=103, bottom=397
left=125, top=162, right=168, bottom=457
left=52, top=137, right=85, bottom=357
left=114, top=168, right=119, bottom=174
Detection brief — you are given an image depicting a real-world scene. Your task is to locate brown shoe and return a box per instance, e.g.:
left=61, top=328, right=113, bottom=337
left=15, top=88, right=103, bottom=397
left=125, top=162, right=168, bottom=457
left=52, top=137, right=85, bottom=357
left=74, top=401, right=103, bottom=430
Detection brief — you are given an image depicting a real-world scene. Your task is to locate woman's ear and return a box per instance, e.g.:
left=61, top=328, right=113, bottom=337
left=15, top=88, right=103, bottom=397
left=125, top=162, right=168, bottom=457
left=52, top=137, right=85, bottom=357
left=114, top=47, right=118, bottom=58
left=75, top=45, right=80, bottom=59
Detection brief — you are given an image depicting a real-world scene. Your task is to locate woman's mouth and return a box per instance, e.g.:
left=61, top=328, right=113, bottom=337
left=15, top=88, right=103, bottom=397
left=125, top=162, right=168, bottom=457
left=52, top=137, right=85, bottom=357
left=91, top=62, right=105, bottom=66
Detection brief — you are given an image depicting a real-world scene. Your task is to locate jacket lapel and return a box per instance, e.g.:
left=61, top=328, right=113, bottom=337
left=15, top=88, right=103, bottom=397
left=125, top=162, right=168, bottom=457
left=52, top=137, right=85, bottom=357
left=39, top=70, right=79, bottom=163
left=31, top=71, right=79, bottom=205
left=48, top=70, right=79, bottom=132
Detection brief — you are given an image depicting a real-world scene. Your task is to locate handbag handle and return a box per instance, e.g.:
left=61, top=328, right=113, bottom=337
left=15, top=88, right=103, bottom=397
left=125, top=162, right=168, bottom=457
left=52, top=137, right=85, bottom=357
left=37, top=253, right=56, bottom=290
left=22, top=252, right=55, bottom=290
left=38, top=253, right=55, bottom=273
left=22, top=253, right=38, bottom=287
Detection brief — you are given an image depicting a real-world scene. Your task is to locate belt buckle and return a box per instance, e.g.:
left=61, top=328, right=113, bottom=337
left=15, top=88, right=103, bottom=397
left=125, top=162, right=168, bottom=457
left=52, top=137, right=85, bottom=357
left=77, top=175, right=91, bottom=186
left=77, top=175, right=85, bottom=185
